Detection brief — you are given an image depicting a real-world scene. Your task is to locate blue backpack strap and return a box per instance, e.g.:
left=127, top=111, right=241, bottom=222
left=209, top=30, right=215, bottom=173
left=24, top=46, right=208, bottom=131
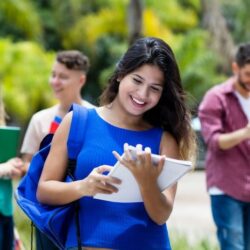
left=67, top=103, right=88, bottom=160
left=67, top=103, right=88, bottom=250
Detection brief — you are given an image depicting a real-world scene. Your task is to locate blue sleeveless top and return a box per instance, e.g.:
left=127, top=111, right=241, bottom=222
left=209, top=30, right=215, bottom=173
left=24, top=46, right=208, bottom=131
left=66, top=109, right=172, bottom=250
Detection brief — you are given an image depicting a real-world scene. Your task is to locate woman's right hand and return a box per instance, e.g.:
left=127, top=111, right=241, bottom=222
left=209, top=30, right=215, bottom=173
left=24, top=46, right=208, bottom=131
left=80, top=165, right=121, bottom=197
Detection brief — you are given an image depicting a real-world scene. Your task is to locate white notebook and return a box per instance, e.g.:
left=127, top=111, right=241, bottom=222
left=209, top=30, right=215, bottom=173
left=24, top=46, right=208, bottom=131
left=94, top=146, right=192, bottom=203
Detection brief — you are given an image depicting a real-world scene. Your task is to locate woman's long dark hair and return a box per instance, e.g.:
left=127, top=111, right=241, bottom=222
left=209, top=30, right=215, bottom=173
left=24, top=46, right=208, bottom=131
left=100, top=37, right=196, bottom=161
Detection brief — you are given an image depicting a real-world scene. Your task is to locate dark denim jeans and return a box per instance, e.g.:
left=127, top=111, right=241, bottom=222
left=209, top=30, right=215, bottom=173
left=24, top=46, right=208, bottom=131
left=0, top=213, right=14, bottom=250
left=211, top=194, right=250, bottom=250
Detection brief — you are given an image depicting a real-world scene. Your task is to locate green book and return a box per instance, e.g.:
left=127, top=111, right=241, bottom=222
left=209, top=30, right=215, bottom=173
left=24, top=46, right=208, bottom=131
left=0, top=126, right=21, bottom=163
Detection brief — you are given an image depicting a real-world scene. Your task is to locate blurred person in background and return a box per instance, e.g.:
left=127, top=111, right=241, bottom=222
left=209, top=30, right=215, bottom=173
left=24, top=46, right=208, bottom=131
left=199, top=43, right=250, bottom=250
left=20, top=50, right=95, bottom=250
left=0, top=97, right=23, bottom=250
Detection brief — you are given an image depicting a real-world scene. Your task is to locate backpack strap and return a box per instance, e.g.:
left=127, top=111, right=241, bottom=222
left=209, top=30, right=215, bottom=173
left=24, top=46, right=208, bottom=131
left=67, top=103, right=88, bottom=160
left=66, top=103, right=88, bottom=250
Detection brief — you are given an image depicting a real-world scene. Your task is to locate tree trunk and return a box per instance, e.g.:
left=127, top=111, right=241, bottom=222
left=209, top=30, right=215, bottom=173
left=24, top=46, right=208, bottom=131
left=0, top=86, right=6, bottom=125
left=201, top=0, right=235, bottom=74
left=127, top=0, right=143, bottom=45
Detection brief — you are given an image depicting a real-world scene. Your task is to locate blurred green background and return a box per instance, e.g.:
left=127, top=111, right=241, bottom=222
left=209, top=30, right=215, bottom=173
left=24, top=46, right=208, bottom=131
left=1, top=0, right=249, bottom=128
left=1, top=0, right=249, bottom=249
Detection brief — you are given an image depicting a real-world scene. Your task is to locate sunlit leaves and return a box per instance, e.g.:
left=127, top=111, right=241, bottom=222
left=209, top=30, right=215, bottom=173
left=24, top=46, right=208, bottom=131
left=63, top=4, right=127, bottom=50
left=175, top=30, right=226, bottom=106
left=0, top=39, right=55, bottom=125
left=0, top=0, right=42, bottom=40
left=143, top=9, right=174, bottom=45
left=144, top=0, right=198, bottom=31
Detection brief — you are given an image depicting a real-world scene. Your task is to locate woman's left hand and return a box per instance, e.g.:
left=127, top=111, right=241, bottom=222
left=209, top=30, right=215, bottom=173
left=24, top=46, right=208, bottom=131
left=113, top=142, right=177, bottom=225
left=112, top=143, right=165, bottom=188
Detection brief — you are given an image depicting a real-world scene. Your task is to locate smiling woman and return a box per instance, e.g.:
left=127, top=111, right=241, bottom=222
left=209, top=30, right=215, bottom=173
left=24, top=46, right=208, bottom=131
left=116, top=64, right=164, bottom=122
left=36, top=37, right=196, bottom=250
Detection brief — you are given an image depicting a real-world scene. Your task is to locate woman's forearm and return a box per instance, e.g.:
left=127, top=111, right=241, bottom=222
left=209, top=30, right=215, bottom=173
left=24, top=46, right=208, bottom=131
left=37, top=179, right=87, bottom=205
left=140, top=183, right=176, bottom=225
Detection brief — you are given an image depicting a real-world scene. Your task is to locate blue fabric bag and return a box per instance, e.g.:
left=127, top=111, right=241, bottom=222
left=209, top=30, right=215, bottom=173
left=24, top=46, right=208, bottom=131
left=15, top=104, right=88, bottom=250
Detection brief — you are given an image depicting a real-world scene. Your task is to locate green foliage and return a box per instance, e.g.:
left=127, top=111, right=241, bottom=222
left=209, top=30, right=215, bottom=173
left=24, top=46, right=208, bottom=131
left=63, top=0, right=199, bottom=51
left=0, top=0, right=42, bottom=41
left=34, top=0, right=129, bottom=50
left=171, top=234, right=219, bottom=250
left=170, top=231, right=219, bottom=250
left=95, top=37, right=127, bottom=88
left=14, top=206, right=33, bottom=249
left=0, top=0, right=240, bottom=119
left=143, top=9, right=175, bottom=44
left=175, top=30, right=226, bottom=108
left=63, top=1, right=127, bottom=51
left=145, top=0, right=199, bottom=31
left=179, top=0, right=201, bottom=12
left=83, top=36, right=127, bottom=104
left=220, top=0, right=250, bottom=43
left=0, top=39, right=55, bottom=125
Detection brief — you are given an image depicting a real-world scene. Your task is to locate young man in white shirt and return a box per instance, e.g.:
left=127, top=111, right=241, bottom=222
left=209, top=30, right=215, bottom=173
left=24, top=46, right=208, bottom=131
left=20, top=50, right=95, bottom=250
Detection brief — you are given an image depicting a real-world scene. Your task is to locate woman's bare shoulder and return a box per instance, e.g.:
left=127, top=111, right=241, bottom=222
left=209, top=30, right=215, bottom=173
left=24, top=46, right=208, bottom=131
left=160, top=131, right=179, bottom=159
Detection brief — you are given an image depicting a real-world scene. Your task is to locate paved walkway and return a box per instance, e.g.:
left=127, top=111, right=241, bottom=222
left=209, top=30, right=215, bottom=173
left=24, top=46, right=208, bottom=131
left=167, top=171, right=218, bottom=245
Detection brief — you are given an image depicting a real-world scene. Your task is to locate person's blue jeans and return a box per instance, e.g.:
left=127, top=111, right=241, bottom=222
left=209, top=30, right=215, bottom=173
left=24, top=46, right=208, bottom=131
left=0, top=213, right=14, bottom=250
left=211, top=194, right=250, bottom=250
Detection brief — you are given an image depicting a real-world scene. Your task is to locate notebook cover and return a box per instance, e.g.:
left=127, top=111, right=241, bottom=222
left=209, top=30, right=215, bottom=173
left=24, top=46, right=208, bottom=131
left=0, top=126, right=21, bottom=163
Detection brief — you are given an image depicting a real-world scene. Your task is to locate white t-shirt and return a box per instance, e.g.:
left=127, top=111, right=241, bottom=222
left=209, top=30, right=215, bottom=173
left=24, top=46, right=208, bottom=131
left=21, top=100, right=94, bottom=155
left=234, top=91, right=250, bottom=121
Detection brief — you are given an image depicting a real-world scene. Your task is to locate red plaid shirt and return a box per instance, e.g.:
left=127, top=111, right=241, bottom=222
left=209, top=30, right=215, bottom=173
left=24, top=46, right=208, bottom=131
left=199, top=77, right=250, bottom=202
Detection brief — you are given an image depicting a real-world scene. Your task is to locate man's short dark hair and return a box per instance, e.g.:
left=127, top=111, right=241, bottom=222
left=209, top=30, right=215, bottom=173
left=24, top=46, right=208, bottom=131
left=235, top=43, right=250, bottom=67
left=56, top=50, right=90, bottom=73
